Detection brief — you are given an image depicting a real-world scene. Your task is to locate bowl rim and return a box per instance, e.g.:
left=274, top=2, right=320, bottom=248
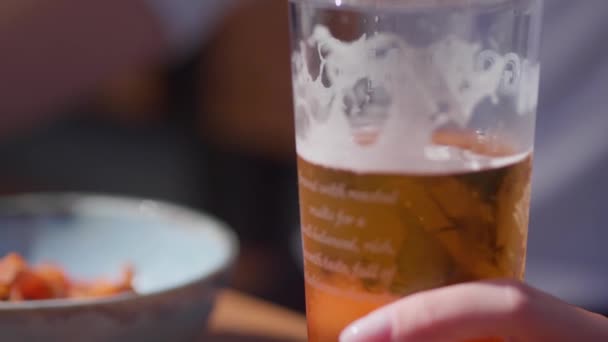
left=0, top=192, right=239, bottom=311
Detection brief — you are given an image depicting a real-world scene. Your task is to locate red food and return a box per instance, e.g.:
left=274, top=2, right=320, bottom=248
left=0, top=253, right=135, bottom=302
left=0, top=253, right=26, bottom=285
left=13, top=270, right=54, bottom=300
left=34, top=264, right=70, bottom=298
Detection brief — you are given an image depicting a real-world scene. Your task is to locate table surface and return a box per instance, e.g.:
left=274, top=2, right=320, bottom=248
left=205, top=290, right=308, bottom=342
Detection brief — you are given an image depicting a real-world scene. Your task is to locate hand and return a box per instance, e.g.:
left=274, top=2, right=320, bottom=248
left=339, top=280, right=608, bottom=342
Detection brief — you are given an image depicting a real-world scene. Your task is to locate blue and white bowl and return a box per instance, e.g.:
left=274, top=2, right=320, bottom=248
left=0, top=193, right=238, bottom=342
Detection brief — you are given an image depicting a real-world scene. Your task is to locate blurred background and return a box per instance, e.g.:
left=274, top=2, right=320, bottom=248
left=2, top=0, right=608, bottom=317
left=0, top=0, right=304, bottom=312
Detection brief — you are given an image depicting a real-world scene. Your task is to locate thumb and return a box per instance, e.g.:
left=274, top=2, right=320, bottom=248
left=339, top=280, right=608, bottom=342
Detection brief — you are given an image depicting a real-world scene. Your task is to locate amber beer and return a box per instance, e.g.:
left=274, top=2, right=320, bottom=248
left=297, top=134, right=532, bottom=341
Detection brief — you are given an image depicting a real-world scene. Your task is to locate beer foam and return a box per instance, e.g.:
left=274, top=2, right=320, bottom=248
left=292, top=23, right=539, bottom=174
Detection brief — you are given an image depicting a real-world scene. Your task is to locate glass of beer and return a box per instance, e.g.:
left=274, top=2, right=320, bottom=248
left=288, top=0, right=544, bottom=340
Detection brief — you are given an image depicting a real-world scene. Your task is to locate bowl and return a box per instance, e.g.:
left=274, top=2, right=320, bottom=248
left=0, top=193, right=238, bottom=342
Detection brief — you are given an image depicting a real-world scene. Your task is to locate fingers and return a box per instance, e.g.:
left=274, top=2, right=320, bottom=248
left=340, top=280, right=608, bottom=342
left=340, top=280, right=530, bottom=342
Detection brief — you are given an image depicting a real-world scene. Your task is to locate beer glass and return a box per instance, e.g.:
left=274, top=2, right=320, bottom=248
left=288, top=0, right=543, bottom=340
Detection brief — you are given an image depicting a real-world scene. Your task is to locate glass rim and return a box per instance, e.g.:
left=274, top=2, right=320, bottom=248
left=287, top=0, right=541, bottom=11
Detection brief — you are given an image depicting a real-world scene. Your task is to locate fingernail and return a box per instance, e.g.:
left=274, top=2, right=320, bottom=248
left=339, top=312, right=391, bottom=342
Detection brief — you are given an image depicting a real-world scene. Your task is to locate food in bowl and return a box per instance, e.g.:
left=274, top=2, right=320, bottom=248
left=0, top=253, right=135, bottom=301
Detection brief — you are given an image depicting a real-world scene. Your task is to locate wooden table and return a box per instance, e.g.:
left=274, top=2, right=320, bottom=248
left=204, top=290, right=308, bottom=342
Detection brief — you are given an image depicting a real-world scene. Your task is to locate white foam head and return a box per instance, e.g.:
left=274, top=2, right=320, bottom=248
left=292, top=21, right=539, bottom=173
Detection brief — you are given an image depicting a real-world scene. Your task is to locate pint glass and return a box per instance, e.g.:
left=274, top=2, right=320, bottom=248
left=288, top=1, right=544, bottom=340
